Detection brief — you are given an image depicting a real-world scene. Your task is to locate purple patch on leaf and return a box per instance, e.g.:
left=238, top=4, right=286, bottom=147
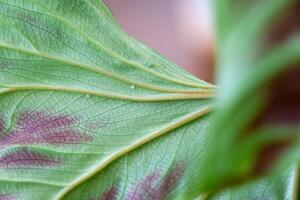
left=157, top=162, right=186, bottom=197
left=91, top=186, right=118, bottom=200
left=0, top=194, right=14, bottom=200
left=0, top=149, right=61, bottom=168
left=99, top=186, right=118, bottom=200
left=0, top=110, right=92, bottom=146
left=126, top=171, right=161, bottom=200
left=0, top=117, right=5, bottom=134
left=126, top=161, right=186, bottom=200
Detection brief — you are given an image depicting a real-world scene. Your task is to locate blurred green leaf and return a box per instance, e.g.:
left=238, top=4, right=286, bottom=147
left=209, top=166, right=298, bottom=200
left=204, top=0, right=300, bottom=196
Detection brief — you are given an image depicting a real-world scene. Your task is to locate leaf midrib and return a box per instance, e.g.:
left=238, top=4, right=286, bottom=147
left=0, top=85, right=215, bottom=102
left=0, top=43, right=214, bottom=95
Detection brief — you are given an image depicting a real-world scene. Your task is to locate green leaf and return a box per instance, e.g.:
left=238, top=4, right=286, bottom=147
left=203, top=0, right=300, bottom=195
left=209, top=166, right=298, bottom=200
left=0, top=0, right=215, bottom=199
left=1, top=0, right=299, bottom=199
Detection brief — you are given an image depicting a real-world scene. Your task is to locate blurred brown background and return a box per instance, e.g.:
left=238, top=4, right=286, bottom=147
left=104, top=0, right=215, bottom=82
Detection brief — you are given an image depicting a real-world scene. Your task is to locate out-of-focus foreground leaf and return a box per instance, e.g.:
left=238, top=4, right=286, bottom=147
left=209, top=165, right=298, bottom=200
left=201, top=0, right=300, bottom=198
left=0, top=0, right=216, bottom=199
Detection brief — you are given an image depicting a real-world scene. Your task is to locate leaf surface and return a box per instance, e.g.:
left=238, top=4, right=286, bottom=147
left=0, top=0, right=214, bottom=199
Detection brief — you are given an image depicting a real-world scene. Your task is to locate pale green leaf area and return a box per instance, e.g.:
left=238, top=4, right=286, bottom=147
left=0, top=0, right=215, bottom=199
left=0, top=0, right=298, bottom=200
